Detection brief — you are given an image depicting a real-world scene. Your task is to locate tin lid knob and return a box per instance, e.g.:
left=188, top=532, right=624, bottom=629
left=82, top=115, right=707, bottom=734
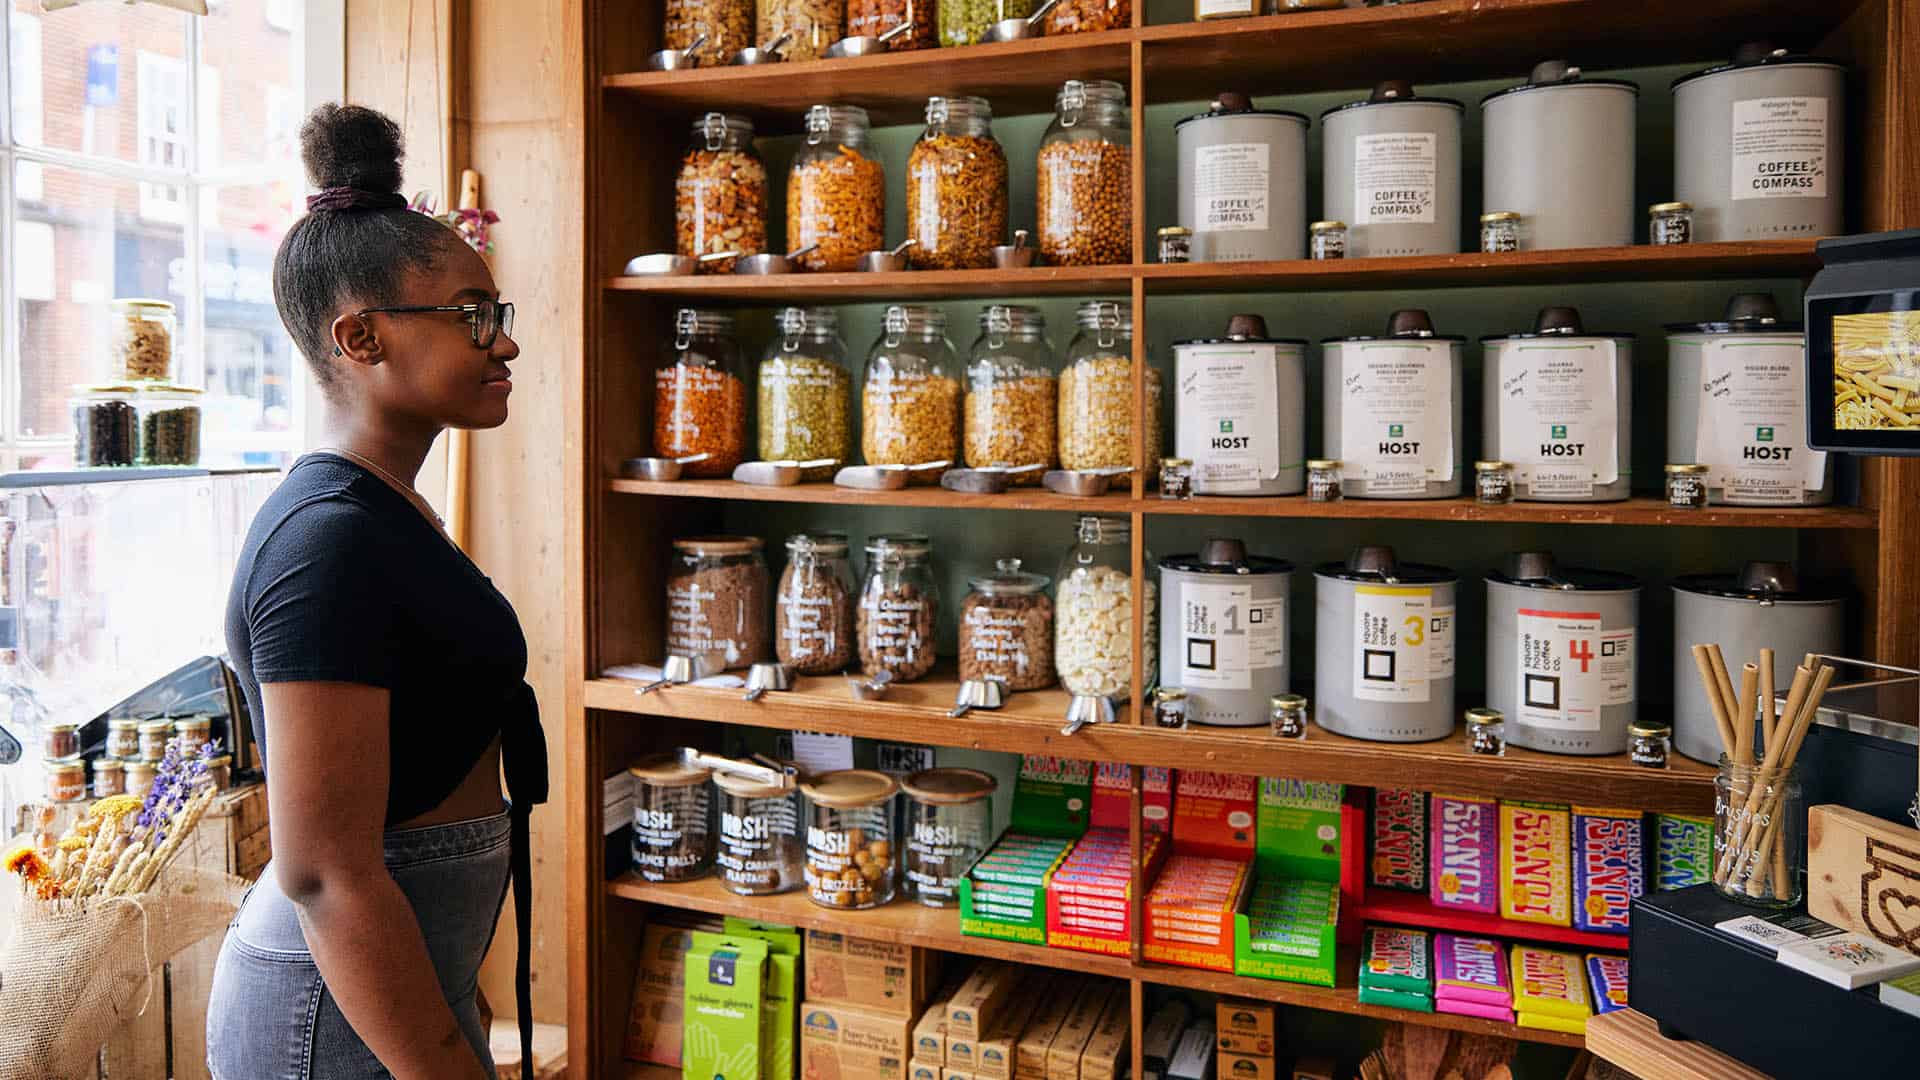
left=1388, top=309, right=1435, bottom=337
left=1533, top=305, right=1585, bottom=334
left=1199, top=538, right=1248, bottom=567
left=1369, top=80, right=1414, bottom=103
left=1507, top=550, right=1559, bottom=581
left=1347, top=545, right=1398, bottom=577
left=1723, top=292, right=1781, bottom=325
left=1529, top=59, right=1580, bottom=84
left=1212, top=91, right=1252, bottom=114
left=1737, top=560, right=1800, bottom=595
left=1732, top=40, right=1778, bottom=64
left=1225, top=313, right=1269, bottom=340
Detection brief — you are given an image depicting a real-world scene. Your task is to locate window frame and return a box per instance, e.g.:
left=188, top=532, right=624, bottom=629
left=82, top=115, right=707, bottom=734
left=0, top=0, right=346, bottom=471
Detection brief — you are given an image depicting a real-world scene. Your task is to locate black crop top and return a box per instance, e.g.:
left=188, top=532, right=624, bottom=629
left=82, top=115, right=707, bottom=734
left=224, top=452, right=548, bottom=1064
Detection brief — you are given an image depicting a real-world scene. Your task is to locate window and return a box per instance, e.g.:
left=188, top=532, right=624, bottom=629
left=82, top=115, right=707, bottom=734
left=1, top=0, right=344, bottom=471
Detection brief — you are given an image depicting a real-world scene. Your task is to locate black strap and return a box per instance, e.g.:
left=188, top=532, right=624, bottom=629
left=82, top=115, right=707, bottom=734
left=501, top=682, right=549, bottom=1075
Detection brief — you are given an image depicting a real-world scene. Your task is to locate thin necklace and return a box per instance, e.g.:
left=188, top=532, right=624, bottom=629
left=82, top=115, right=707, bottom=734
left=311, top=445, right=447, bottom=531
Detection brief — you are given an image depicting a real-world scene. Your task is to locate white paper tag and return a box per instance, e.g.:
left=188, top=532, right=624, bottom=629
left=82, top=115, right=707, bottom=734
left=1515, top=608, right=1634, bottom=732
left=1178, top=343, right=1283, bottom=491
left=1352, top=586, right=1435, bottom=703
left=1192, top=142, right=1270, bottom=233
left=1352, top=132, right=1438, bottom=225
left=1177, top=580, right=1285, bottom=692
left=1429, top=605, right=1455, bottom=681
left=1694, top=338, right=1827, bottom=503
left=1731, top=96, right=1829, bottom=201
left=790, top=731, right=854, bottom=774
left=1337, top=341, right=1455, bottom=489
left=1496, top=340, right=1620, bottom=492
left=603, top=771, right=635, bottom=837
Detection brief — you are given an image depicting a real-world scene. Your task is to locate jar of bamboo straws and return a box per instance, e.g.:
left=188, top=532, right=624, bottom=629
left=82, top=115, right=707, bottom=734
left=1713, top=756, right=1804, bottom=907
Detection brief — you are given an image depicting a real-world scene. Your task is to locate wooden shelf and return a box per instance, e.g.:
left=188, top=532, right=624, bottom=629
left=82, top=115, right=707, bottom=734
left=1586, top=1009, right=1769, bottom=1080
left=1139, top=0, right=1867, bottom=101
left=1354, top=891, right=1629, bottom=952
left=607, top=265, right=1131, bottom=302
left=585, top=670, right=1718, bottom=812
left=607, top=874, right=1585, bottom=1048
left=607, top=478, right=1875, bottom=530
left=603, top=31, right=1133, bottom=129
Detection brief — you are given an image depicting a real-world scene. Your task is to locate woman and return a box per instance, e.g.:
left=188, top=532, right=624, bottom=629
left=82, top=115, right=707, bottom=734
left=208, top=103, right=545, bottom=1080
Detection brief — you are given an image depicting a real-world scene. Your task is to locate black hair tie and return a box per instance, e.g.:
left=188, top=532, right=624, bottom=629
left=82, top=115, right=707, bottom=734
left=306, top=186, right=410, bottom=213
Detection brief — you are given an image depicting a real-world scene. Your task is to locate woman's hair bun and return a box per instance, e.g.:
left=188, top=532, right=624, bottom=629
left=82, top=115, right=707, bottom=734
left=300, top=103, right=405, bottom=193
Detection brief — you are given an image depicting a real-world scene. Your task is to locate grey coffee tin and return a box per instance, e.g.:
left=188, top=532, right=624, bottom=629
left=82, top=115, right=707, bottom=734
left=1158, top=539, right=1293, bottom=727
left=1321, top=309, right=1465, bottom=498
left=1314, top=546, right=1457, bottom=743
left=1320, top=82, right=1463, bottom=257
left=1481, top=61, right=1639, bottom=250
left=1480, top=306, right=1635, bottom=503
left=1673, top=46, right=1845, bottom=242
left=1485, top=551, right=1640, bottom=756
left=1177, top=94, right=1310, bottom=262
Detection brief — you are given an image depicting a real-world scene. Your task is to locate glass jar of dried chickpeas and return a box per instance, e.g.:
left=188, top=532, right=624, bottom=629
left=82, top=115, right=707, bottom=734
left=802, top=769, right=899, bottom=909
left=789, top=105, right=884, bottom=272
left=655, top=309, right=748, bottom=477
left=965, top=305, right=1056, bottom=482
left=1036, top=80, right=1132, bottom=266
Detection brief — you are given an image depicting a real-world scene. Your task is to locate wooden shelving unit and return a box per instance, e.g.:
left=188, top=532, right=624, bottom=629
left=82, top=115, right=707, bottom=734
left=571, top=1, right=1920, bottom=1077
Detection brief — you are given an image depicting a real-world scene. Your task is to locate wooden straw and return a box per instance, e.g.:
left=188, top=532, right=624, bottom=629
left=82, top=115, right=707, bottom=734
left=1707, top=646, right=1741, bottom=727
left=1735, top=662, right=1759, bottom=767
left=1726, top=663, right=1835, bottom=890
left=1690, top=644, right=1738, bottom=760
left=1716, top=663, right=1814, bottom=884
left=1758, top=648, right=1777, bottom=755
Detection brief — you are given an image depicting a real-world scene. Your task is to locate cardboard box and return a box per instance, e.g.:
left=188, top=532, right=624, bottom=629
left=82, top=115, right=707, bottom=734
left=1047, top=982, right=1119, bottom=1080
left=1254, top=779, right=1344, bottom=882
left=684, top=932, right=768, bottom=1080
left=1016, top=976, right=1088, bottom=1079
left=1140, top=999, right=1192, bottom=1076
left=944, top=1071, right=974, bottom=1080
left=625, top=923, right=700, bottom=1064
left=801, top=1001, right=915, bottom=1080
left=1076, top=985, right=1131, bottom=1080
left=1216, top=1053, right=1275, bottom=1080
left=807, top=930, right=940, bottom=1017
left=723, top=919, right=802, bottom=1080
left=1166, top=1022, right=1216, bottom=1080
left=1212, top=999, right=1276, bottom=1057
left=912, top=1006, right=949, bottom=1065
left=946, top=961, right=1019, bottom=1042
left=972, top=972, right=1055, bottom=1080
left=1172, top=771, right=1260, bottom=861
left=1011, top=756, right=1095, bottom=837
left=911, top=1062, right=943, bottom=1080
left=1048, top=829, right=1169, bottom=957
left=963, top=833, right=1074, bottom=945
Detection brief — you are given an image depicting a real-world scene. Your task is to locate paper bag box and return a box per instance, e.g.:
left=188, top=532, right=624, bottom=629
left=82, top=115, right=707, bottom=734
left=626, top=923, right=698, bottom=1064
left=802, top=1001, right=915, bottom=1080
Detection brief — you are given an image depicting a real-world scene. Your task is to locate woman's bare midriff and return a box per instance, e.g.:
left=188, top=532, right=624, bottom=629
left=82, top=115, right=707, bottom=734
left=394, top=736, right=506, bottom=829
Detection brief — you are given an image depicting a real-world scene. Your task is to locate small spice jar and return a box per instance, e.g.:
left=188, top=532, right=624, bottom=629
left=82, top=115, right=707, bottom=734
left=1306, top=459, right=1343, bottom=503
left=1474, top=460, right=1516, bottom=505
left=1308, top=220, right=1348, bottom=260
left=1160, top=457, right=1194, bottom=500
left=802, top=769, right=899, bottom=909
left=627, top=753, right=716, bottom=884
left=107, top=298, right=176, bottom=382
left=107, top=717, right=140, bottom=759
left=137, top=719, right=173, bottom=761
left=173, top=715, right=212, bottom=751
left=44, top=757, right=87, bottom=802
left=1270, top=693, right=1308, bottom=739
left=203, top=754, right=234, bottom=791
left=1158, top=226, right=1193, bottom=264
left=777, top=532, right=857, bottom=676
left=1665, top=463, right=1710, bottom=510
left=900, top=767, right=997, bottom=908
left=656, top=309, right=749, bottom=478
left=1628, top=719, right=1671, bottom=769
left=667, top=536, right=770, bottom=673
left=136, top=384, right=203, bottom=466
left=125, top=759, right=160, bottom=800
left=71, top=384, right=138, bottom=467
left=714, top=771, right=803, bottom=896
left=1480, top=211, right=1522, bottom=253
left=1465, top=707, right=1506, bottom=755
left=43, top=721, right=80, bottom=761
left=858, top=534, right=940, bottom=682
left=92, top=757, right=127, bottom=798
left=1154, top=686, right=1189, bottom=729
left=1649, top=201, right=1694, bottom=245
left=959, top=558, right=1055, bottom=691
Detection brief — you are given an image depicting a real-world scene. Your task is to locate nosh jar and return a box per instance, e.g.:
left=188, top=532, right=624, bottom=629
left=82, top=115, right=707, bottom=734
left=666, top=535, right=770, bottom=673
left=901, top=767, right=997, bottom=907
left=803, top=769, right=899, bottom=908
left=676, top=113, right=767, bottom=272
left=715, top=771, right=803, bottom=896
left=1036, top=79, right=1132, bottom=267
left=628, top=754, right=716, bottom=883
left=907, top=96, right=1007, bottom=270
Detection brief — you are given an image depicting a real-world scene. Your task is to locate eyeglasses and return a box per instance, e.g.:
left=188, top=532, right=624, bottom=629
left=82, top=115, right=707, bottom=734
left=348, top=298, right=515, bottom=349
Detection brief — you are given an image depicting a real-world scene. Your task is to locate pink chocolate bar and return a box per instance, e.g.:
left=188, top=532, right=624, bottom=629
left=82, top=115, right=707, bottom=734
left=1433, top=933, right=1511, bottom=1006
left=1429, top=795, right=1499, bottom=913
left=1436, top=996, right=1516, bottom=1023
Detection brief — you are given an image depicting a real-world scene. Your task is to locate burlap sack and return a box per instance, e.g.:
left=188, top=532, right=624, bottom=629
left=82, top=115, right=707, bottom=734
left=0, top=865, right=248, bottom=1080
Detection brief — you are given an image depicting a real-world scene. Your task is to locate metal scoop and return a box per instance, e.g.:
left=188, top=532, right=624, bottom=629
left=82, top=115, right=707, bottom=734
left=991, top=228, right=1035, bottom=269
left=950, top=679, right=1006, bottom=717
left=647, top=33, right=708, bottom=70
left=1043, top=466, right=1131, bottom=497
left=1060, top=694, right=1116, bottom=736
left=824, top=19, right=911, bottom=58
left=834, top=461, right=952, bottom=490
left=982, top=0, right=1060, bottom=43
left=742, top=662, right=795, bottom=701
left=636, top=654, right=710, bottom=694
left=734, top=458, right=839, bottom=486
left=620, top=452, right=712, bottom=481
left=733, top=243, right=820, bottom=275
left=940, top=463, right=1045, bottom=494
left=857, top=238, right=917, bottom=273
left=847, top=670, right=894, bottom=700
left=675, top=748, right=796, bottom=787
left=622, top=250, right=739, bottom=276
left=730, top=30, right=791, bottom=65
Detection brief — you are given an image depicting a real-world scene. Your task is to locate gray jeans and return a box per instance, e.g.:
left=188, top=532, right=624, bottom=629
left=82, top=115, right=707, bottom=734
left=205, top=808, right=511, bottom=1080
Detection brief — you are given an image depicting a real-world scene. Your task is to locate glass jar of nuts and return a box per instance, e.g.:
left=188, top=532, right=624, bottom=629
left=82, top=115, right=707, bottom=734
left=777, top=531, right=856, bottom=675
left=1037, top=79, right=1132, bottom=267
left=656, top=309, right=748, bottom=477
left=677, top=113, right=767, bottom=274
left=965, top=305, right=1057, bottom=482
left=959, top=557, right=1054, bottom=691
left=1045, top=0, right=1127, bottom=34
left=759, top=307, right=850, bottom=478
left=666, top=0, right=754, bottom=59
left=907, top=96, right=1007, bottom=270
left=862, top=305, right=961, bottom=478
left=858, top=533, right=939, bottom=682
left=802, top=768, right=899, bottom=908
left=789, top=105, right=884, bottom=272
left=758, top=0, right=844, bottom=62
left=107, top=298, right=176, bottom=383
left=1060, top=301, right=1161, bottom=481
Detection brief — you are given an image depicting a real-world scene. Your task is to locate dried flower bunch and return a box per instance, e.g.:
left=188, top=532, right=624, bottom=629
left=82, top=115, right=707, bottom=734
left=6, top=735, right=222, bottom=902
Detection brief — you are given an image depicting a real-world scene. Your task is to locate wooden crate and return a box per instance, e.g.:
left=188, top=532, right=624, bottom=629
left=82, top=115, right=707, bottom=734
left=95, top=782, right=269, bottom=1080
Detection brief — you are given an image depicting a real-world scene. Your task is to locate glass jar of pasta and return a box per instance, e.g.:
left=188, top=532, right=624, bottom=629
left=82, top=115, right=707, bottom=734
left=789, top=105, right=885, bottom=272
left=677, top=113, right=768, bottom=274
left=759, top=307, right=849, bottom=479
left=862, top=305, right=961, bottom=478
left=666, top=0, right=755, bottom=57
left=907, top=96, right=1007, bottom=270
left=847, top=0, right=935, bottom=48
left=1059, top=301, right=1159, bottom=480
left=1037, top=80, right=1132, bottom=266
left=758, top=0, right=843, bottom=62
left=655, top=309, right=748, bottom=477
left=965, top=305, right=1056, bottom=482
